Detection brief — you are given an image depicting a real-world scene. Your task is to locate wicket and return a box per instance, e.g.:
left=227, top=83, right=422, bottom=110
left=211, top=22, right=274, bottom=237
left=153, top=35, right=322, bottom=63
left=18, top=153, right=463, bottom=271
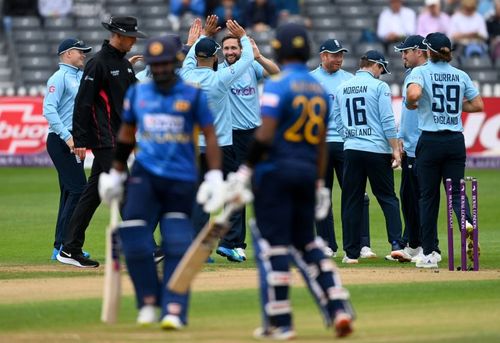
left=446, top=177, right=479, bottom=271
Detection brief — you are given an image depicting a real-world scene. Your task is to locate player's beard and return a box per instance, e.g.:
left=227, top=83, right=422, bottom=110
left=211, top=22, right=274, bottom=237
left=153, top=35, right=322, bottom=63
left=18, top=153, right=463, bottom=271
left=153, top=71, right=178, bottom=92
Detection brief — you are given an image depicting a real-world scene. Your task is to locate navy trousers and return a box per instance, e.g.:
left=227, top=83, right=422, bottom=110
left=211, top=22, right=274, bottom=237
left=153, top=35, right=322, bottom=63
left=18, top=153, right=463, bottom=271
left=400, top=154, right=422, bottom=248
left=46, top=133, right=86, bottom=249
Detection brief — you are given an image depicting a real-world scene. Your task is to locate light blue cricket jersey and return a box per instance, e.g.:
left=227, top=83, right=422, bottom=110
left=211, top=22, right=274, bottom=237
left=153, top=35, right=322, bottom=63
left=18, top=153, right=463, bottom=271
left=310, top=65, right=353, bottom=142
left=333, top=70, right=397, bottom=154
left=43, top=63, right=83, bottom=142
left=220, top=60, right=264, bottom=130
left=399, top=68, right=420, bottom=158
left=406, top=61, right=479, bottom=132
left=180, top=35, right=254, bottom=147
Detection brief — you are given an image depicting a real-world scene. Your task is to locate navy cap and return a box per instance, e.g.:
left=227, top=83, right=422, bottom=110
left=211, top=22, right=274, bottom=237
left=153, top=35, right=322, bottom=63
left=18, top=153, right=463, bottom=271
left=272, top=22, right=310, bottom=62
left=394, top=35, right=427, bottom=52
left=364, top=50, right=390, bottom=74
left=195, top=38, right=220, bottom=58
left=423, top=32, right=452, bottom=53
left=144, top=35, right=183, bottom=64
left=319, top=39, right=348, bottom=54
left=58, top=38, right=92, bottom=55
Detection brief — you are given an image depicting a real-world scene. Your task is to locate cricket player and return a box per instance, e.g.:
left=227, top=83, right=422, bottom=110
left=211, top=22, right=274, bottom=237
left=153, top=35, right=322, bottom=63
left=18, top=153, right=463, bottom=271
left=405, top=32, right=483, bottom=268
left=217, top=32, right=280, bottom=261
left=332, top=50, right=404, bottom=263
left=310, top=38, right=375, bottom=259
left=227, top=23, right=354, bottom=340
left=179, top=16, right=255, bottom=263
left=390, top=35, right=428, bottom=263
left=98, top=35, right=224, bottom=329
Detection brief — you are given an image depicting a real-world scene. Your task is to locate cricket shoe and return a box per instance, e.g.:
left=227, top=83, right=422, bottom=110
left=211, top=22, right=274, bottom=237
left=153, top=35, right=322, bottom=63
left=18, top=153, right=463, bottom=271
left=323, top=247, right=337, bottom=258
left=465, top=221, right=481, bottom=262
left=51, top=247, right=60, bottom=260
left=415, top=251, right=440, bottom=269
left=384, top=254, right=398, bottom=261
left=359, top=246, right=377, bottom=259
left=333, top=312, right=353, bottom=338
left=253, top=326, right=296, bottom=340
left=137, top=305, right=158, bottom=326
left=57, top=250, right=99, bottom=268
left=234, top=247, right=247, bottom=261
left=216, top=246, right=244, bottom=262
left=342, top=255, right=359, bottom=264
left=161, top=314, right=183, bottom=330
left=391, top=246, right=421, bottom=263
left=411, top=249, right=425, bottom=263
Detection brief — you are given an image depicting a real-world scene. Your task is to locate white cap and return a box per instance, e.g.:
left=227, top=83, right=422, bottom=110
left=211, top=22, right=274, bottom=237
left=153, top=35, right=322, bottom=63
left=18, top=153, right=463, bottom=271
left=425, top=0, right=440, bottom=5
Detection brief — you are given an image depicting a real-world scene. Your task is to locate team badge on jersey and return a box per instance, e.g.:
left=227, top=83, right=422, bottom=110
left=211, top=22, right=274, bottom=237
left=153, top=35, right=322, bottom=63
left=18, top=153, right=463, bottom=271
left=174, top=100, right=190, bottom=112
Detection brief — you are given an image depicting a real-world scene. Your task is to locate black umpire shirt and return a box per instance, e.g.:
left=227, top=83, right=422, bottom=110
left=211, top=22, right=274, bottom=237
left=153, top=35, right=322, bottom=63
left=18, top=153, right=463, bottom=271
left=72, top=40, right=136, bottom=150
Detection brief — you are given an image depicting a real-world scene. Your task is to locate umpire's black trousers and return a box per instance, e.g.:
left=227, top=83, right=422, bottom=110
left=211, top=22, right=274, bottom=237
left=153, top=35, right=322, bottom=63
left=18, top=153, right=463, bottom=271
left=416, top=131, right=472, bottom=256
left=341, top=149, right=403, bottom=259
left=63, top=148, right=114, bottom=254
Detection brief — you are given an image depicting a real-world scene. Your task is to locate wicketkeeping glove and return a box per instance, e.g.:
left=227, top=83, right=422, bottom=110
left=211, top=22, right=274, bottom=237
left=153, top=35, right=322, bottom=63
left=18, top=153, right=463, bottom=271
left=315, top=179, right=331, bottom=220
left=225, top=165, right=254, bottom=208
left=98, top=168, right=127, bottom=205
left=196, top=169, right=225, bottom=213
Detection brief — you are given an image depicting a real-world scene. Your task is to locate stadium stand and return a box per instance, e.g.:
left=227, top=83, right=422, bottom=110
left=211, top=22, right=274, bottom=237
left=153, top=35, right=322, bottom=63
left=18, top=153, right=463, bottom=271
left=0, top=0, right=498, bottom=96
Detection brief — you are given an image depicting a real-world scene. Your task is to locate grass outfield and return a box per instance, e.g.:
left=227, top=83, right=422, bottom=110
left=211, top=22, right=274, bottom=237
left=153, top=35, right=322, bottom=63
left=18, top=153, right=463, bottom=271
left=1, top=167, right=499, bottom=342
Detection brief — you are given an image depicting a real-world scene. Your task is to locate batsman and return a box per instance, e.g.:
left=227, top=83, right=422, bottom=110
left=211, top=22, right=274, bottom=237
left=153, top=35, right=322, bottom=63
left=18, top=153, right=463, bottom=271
left=98, top=34, right=224, bottom=329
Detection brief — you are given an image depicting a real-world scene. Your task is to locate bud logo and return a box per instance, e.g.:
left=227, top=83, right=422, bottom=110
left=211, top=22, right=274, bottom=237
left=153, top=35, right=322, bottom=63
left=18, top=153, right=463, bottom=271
left=0, top=97, right=48, bottom=155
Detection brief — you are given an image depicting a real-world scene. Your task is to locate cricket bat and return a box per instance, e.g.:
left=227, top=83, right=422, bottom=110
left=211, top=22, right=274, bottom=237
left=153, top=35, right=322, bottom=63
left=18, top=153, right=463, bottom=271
left=101, top=199, right=121, bottom=324
left=168, top=202, right=239, bottom=294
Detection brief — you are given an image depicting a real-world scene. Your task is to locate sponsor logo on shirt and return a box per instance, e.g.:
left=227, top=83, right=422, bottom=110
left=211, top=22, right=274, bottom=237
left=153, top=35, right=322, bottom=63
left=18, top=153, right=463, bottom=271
left=110, top=70, right=120, bottom=76
left=230, top=86, right=256, bottom=96
left=48, top=86, right=56, bottom=93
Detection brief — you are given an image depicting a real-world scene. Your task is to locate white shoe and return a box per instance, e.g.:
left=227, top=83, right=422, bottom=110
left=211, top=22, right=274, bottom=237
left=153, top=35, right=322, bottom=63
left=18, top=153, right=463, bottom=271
left=253, top=326, right=296, bottom=340
left=342, top=255, right=359, bottom=264
left=359, top=246, right=377, bottom=259
left=137, top=305, right=157, bottom=326
left=415, top=251, right=440, bottom=268
left=385, top=254, right=398, bottom=261
left=410, top=247, right=424, bottom=263
left=161, top=314, right=183, bottom=330
left=324, top=247, right=337, bottom=258
left=234, top=247, right=247, bottom=261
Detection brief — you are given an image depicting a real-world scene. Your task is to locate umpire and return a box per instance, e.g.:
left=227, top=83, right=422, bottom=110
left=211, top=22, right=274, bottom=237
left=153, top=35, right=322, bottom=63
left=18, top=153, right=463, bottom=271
left=332, top=50, right=404, bottom=263
left=57, top=16, right=147, bottom=268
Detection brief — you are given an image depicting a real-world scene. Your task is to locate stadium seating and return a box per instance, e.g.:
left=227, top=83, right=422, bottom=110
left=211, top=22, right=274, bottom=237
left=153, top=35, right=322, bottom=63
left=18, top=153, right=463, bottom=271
left=1, top=0, right=499, bottom=95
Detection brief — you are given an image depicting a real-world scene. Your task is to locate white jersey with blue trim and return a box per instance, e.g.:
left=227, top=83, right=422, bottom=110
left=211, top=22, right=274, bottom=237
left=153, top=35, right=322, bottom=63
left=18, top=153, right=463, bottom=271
left=180, top=35, right=254, bottom=147
left=333, top=70, right=397, bottom=154
left=310, top=65, right=353, bottom=143
left=220, top=60, right=263, bottom=130
left=399, top=68, right=421, bottom=158
left=406, top=61, right=479, bottom=132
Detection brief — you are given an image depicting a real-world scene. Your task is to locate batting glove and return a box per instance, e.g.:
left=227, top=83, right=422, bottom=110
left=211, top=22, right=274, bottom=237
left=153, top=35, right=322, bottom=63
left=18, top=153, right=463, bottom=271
left=225, top=165, right=254, bottom=208
left=315, top=179, right=331, bottom=220
left=98, top=168, right=127, bottom=205
left=197, top=169, right=226, bottom=213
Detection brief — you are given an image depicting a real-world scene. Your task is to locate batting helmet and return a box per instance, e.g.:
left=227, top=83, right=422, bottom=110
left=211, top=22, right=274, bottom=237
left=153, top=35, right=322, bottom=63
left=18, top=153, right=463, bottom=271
left=144, top=34, right=184, bottom=64
left=271, top=23, right=310, bottom=63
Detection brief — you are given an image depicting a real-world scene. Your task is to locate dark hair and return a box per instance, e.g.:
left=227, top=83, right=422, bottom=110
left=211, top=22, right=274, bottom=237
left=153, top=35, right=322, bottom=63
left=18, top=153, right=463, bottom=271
left=359, top=56, right=377, bottom=69
left=429, top=47, right=452, bottom=63
left=221, top=35, right=241, bottom=49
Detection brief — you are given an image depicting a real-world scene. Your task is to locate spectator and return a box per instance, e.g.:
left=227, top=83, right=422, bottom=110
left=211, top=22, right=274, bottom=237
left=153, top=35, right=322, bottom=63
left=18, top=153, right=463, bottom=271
left=168, top=0, right=205, bottom=31
left=443, top=0, right=460, bottom=14
left=2, top=0, right=39, bottom=33
left=487, top=0, right=500, bottom=60
left=246, top=0, right=278, bottom=32
left=448, top=0, right=489, bottom=57
left=274, top=0, right=311, bottom=27
left=38, top=0, right=73, bottom=18
left=377, top=0, right=416, bottom=49
left=72, top=0, right=105, bottom=18
left=214, top=0, right=243, bottom=29
left=417, top=0, right=451, bottom=36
